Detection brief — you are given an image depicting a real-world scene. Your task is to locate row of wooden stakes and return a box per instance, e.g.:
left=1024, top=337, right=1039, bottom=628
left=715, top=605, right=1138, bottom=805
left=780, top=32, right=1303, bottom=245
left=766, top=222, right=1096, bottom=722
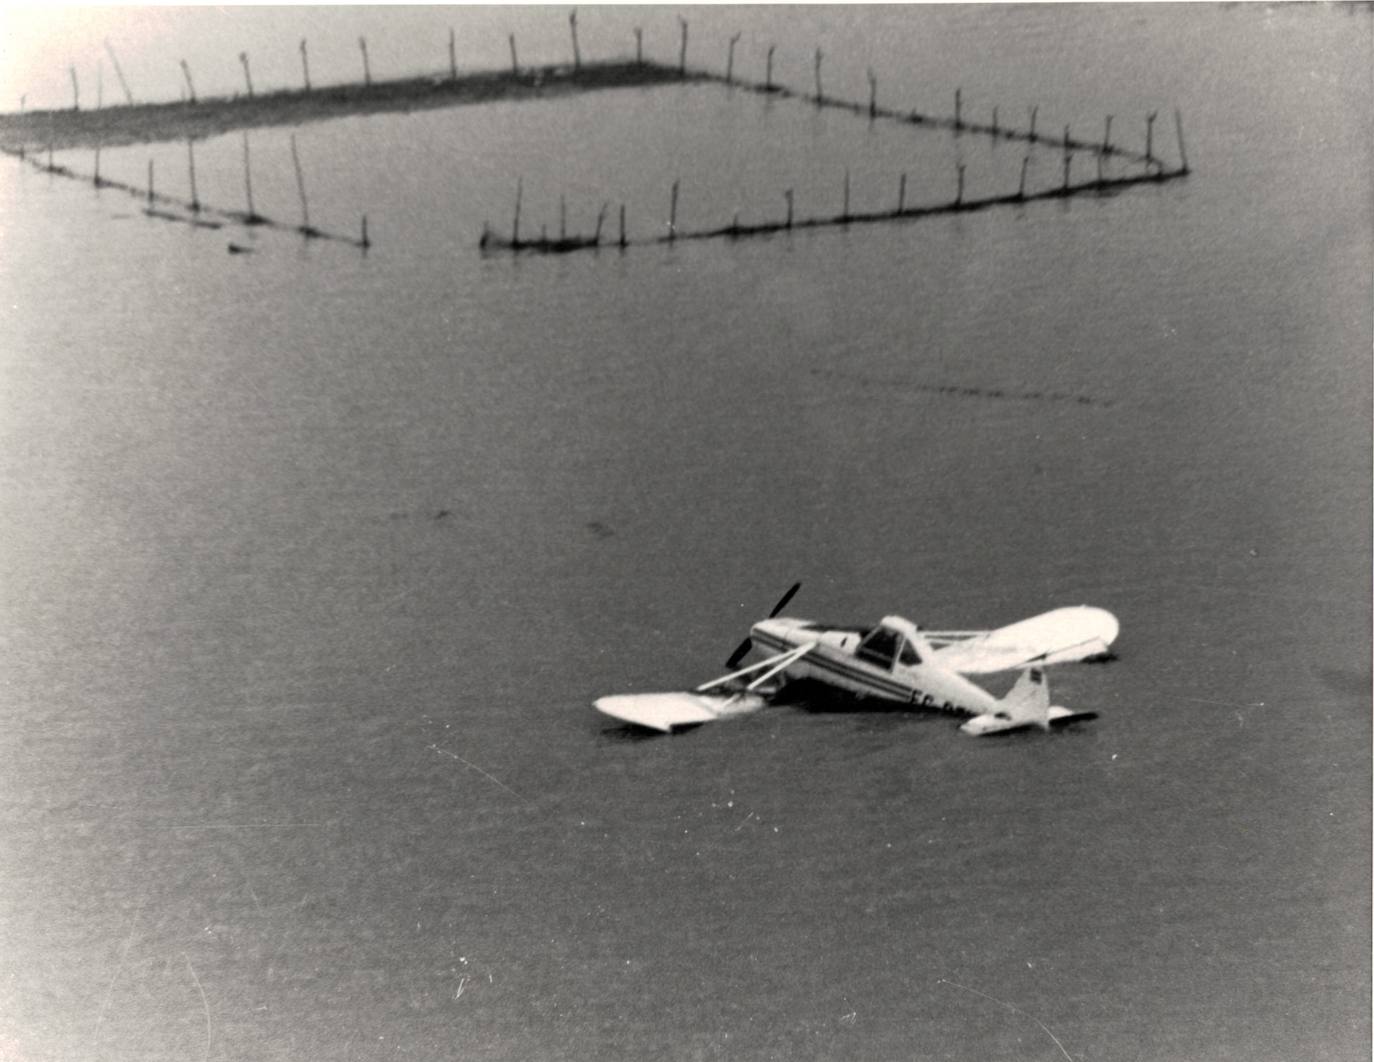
left=8, top=133, right=370, bottom=250
left=480, top=90, right=1192, bottom=255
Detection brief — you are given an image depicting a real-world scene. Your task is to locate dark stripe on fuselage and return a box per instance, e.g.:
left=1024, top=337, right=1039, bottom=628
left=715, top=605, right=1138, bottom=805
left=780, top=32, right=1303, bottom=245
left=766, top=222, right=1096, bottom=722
left=754, top=631, right=916, bottom=702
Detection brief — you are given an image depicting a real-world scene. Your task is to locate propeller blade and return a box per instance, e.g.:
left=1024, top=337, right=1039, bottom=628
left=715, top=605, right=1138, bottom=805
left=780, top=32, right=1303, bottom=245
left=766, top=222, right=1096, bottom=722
left=725, top=637, right=754, bottom=670
left=768, top=582, right=802, bottom=618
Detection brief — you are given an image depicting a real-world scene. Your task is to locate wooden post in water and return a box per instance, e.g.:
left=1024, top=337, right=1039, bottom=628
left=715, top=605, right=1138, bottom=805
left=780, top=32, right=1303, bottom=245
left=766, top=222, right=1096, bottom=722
left=512, top=177, right=522, bottom=244
left=726, top=33, right=740, bottom=85
left=105, top=40, right=135, bottom=105
left=290, top=133, right=313, bottom=234
left=594, top=202, right=607, bottom=245
left=569, top=10, right=581, bottom=71
left=1174, top=108, right=1189, bottom=172
left=635, top=28, right=643, bottom=66
left=618, top=203, right=626, bottom=248
left=147, top=158, right=154, bottom=205
left=955, top=163, right=964, bottom=205
left=992, top=105, right=999, bottom=136
left=239, top=52, right=254, bottom=97
left=668, top=179, right=679, bottom=240
left=954, top=87, right=962, bottom=130
left=1018, top=155, right=1029, bottom=198
left=359, top=37, right=371, bottom=87
left=867, top=69, right=878, bottom=118
left=1102, top=114, right=1112, bottom=153
left=69, top=66, right=79, bottom=110
left=299, top=39, right=311, bottom=91
left=766, top=44, right=775, bottom=91
left=179, top=59, right=196, bottom=103
left=1062, top=152, right=1071, bottom=191
left=361, top=214, right=370, bottom=249
left=93, top=145, right=101, bottom=186
left=509, top=34, right=519, bottom=76
left=1028, top=104, right=1038, bottom=141
left=677, top=17, right=688, bottom=76
left=1145, top=110, right=1157, bottom=163
left=242, top=132, right=257, bottom=220
left=449, top=28, right=457, bottom=80
left=186, top=138, right=199, bottom=211
left=784, top=188, right=793, bottom=229
left=813, top=48, right=823, bottom=105
left=898, top=172, right=906, bottom=213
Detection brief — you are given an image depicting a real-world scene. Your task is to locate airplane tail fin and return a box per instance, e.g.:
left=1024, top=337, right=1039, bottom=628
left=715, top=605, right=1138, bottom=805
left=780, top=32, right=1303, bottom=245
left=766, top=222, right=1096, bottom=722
left=1000, top=666, right=1052, bottom=730
left=961, top=666, right=1097, bottom=735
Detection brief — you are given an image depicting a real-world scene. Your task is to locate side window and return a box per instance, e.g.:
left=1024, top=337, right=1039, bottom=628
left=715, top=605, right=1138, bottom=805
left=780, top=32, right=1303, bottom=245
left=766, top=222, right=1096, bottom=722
left=856, top=627, right=901, bottom=670
left=898, top=638, right=922, bottom=666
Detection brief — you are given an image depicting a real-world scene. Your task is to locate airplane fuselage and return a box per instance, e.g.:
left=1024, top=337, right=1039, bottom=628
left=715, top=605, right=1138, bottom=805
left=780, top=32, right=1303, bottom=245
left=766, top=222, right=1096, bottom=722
left=749, top=617, right=1002, bottom=718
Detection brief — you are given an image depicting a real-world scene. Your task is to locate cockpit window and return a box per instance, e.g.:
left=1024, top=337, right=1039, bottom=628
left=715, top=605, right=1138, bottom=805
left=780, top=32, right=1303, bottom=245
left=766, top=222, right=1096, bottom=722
left=856, top=627, right=901, bottom=670
left=898, top=639, right=922, bottom=666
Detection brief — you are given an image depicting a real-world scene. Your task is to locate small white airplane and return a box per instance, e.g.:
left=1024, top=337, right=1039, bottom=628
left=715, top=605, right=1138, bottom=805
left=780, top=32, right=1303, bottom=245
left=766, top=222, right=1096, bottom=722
left=594, top=584, right=1118, bottom=736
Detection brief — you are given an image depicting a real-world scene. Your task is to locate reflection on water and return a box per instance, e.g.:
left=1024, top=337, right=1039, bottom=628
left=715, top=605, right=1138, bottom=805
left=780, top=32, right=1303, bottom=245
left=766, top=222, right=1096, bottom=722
left=1, top=6, right=1370, bottom=1062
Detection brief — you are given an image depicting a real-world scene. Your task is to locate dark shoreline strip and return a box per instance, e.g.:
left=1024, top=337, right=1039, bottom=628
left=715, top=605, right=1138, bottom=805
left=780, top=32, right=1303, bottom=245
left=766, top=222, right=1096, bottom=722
left=0, top=61, right=703, bottom=152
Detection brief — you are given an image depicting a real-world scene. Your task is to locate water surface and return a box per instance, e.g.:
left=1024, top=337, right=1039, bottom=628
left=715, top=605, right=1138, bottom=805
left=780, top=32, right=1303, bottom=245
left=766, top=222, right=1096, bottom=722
left=1, top=6, right=1369, bottom=1062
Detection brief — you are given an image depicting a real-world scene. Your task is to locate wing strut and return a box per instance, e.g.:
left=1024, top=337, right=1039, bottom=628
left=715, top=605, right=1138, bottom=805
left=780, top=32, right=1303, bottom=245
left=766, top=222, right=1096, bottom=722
left=695, top=643, right=813, bottom=694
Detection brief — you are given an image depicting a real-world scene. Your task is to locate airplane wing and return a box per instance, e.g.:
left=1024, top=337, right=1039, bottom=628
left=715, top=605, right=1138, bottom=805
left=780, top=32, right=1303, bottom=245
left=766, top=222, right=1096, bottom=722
left=931, top=606, right=1118, bottom=675
left=594, top=644, right=813, bottom=732
left=592, top=691, right=766, bottom=732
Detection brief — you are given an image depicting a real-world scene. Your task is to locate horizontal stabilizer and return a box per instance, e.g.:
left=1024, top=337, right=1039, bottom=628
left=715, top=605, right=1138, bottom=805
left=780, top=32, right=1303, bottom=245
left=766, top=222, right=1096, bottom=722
left=1048, top=707, right=1099, bottom=728
left=594, top=691, right=766, bottom=732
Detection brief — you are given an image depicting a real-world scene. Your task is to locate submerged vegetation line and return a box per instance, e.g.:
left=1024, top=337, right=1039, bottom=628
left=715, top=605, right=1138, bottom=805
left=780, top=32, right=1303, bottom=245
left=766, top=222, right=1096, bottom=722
left=808, top=368, right=1115, bottom=409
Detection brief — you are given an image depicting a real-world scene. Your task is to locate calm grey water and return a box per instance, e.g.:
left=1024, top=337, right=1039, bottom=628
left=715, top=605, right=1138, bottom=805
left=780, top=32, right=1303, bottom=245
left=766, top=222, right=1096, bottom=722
left=2, top=6, right=1370, bottom=1061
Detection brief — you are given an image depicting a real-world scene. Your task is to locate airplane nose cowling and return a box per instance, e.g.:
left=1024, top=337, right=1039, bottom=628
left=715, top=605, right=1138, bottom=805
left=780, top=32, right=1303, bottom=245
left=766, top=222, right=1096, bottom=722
left=751, top=617, right=806, bottom=644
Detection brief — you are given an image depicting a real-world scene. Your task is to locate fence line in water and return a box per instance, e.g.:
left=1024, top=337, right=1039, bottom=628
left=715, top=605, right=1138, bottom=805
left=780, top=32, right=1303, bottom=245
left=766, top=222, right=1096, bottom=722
left=480, top=162, right=1188, bottom=256
left=5, top=18, right=1192, bottom=260
left=480, top=34, right=1191, bottom=255
left=480, top=87, right=1190, bottom=254
left=2, top=138, right=370, bottom=250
